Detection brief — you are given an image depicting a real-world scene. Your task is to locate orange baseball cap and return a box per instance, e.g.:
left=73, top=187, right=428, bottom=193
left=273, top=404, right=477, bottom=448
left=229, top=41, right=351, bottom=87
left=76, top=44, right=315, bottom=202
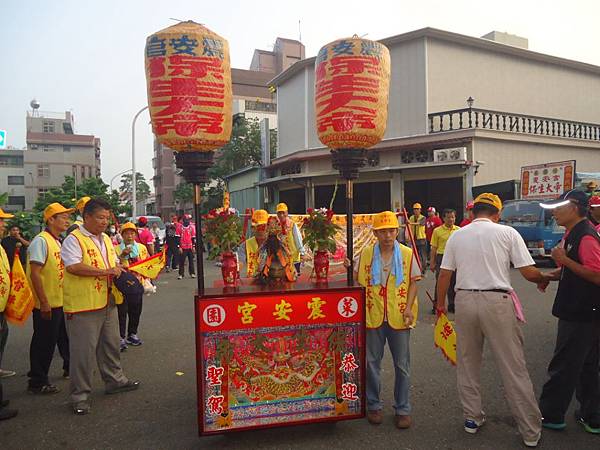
left=120, top=222, right=138, bottom=234
left=276, top=203, right=288, bottom=213
left=474, top=193, right=503, bottom=211
left=252, top=209, right=269, bottom=225
left=0, top=208, right=14, bottom=220
left=412, top=203, right=422, bottom=209
left=43, top=203, right=75, bottom=223
left=75, top=196, right=91, bottom=213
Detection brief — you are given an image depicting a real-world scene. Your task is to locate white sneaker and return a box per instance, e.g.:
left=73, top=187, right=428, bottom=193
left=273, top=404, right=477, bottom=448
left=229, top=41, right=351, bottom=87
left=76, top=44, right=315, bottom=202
left=0, top=369, right=16, bottom=378
left=523, top=434, right=540, bottom=448
left=464, top=416, right=486, bottom=434
left=191, top=274, right=196, bottom=278
left=177, top=275, right=183, bottom=280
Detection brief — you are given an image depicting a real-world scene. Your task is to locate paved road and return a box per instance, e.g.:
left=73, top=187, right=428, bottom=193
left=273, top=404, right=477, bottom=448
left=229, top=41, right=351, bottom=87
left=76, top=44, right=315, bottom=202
left=0, top=259, right=597, bottom=449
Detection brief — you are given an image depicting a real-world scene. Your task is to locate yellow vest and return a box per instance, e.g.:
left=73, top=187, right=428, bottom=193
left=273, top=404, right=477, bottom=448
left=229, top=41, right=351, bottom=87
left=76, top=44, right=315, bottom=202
left=286, top=224, right=300, bottom=263
left=245, top=237, right=260, bottom=277
left=27, top=231, right=64, bottom=309
left=0, top=246, right=10, bottom=312
left=63, top=229, right=120, bottom=313
left=116, top=242, right=148, bottom=268
left=358, top=243, right=418, bottom=329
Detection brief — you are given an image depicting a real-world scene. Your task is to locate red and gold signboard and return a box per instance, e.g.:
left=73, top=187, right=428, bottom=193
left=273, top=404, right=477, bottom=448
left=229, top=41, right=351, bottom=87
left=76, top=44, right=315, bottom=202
left=315, top=37, right=391, bottom=149
left=144, top=21, right=232, bottom=152
left=195, top=283, right=366, bottom=435
left=520, top=160, right=576, bottom=200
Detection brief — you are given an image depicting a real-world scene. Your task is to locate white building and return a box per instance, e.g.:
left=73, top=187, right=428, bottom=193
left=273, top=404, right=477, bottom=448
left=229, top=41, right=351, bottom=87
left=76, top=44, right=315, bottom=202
left=265, top=28, right=600, bottom=216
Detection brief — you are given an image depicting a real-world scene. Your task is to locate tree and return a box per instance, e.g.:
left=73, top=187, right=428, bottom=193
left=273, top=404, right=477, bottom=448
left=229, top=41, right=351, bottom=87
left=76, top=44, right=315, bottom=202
left=173, top=181, right=223, bottom=214
left=208, top=116, right=277, bottom=183
left=33, top=176, right=124, bottom=215
left=119, top=172, right=151, bottom=201
left=0, top=193, right=8, bottom=207
left=174, top=182, right=193, bottom=204
left=7, top=211, right=43, bottom=240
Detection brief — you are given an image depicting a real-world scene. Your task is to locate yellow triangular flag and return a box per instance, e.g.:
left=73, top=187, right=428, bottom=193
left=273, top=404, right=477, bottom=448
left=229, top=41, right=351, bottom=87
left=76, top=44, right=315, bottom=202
left=127, top=246, right=166, bottom=280
left=434, top=312, right=457, bottom=365
left=5, top=250, right=35, bottom=325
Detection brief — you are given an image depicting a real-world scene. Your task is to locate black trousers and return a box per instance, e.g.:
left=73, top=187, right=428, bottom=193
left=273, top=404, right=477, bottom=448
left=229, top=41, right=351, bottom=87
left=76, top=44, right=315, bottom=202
left=166, top=245, right=179, bottom=269
left=179, top=249, right=195, bottom=276
left=539, top=319, right=600, bottom=423
left=117, top=293, right=143, bottom=338
left=434, top=254, right=456, bottom=306
left=28, top=307, right=70, bottom=388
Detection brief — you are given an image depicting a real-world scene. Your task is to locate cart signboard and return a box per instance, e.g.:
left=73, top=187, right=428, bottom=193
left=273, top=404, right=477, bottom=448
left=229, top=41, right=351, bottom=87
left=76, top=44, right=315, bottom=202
left=195, top=283, right=366, bottom=435
left=520, top=160, right=576, bottom=200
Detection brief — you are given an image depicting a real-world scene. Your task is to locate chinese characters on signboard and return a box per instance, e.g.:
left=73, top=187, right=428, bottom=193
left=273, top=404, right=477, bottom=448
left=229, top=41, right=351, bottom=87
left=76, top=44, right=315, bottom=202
left=314, top=38, right=390, bottom=149
left=520, top=160, right=575, bottom=200
left=144, top=22, right=232, bottom=152
left=196, top=287, right=365, bottom=435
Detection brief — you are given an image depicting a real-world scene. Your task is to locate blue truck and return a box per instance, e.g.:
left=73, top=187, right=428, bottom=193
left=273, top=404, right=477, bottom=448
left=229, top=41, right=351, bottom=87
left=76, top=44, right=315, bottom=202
left=498, top=172, right=600, bottom=261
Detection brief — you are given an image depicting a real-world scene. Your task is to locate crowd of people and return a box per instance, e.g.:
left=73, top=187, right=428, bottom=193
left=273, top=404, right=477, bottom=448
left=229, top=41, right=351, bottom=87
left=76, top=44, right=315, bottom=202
left=1, top=189, right=599, bottom=450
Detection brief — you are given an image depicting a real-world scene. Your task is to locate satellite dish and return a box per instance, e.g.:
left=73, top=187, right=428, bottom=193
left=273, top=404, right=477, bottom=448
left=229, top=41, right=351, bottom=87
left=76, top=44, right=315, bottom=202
left=30, top=99, right=40, bottom=110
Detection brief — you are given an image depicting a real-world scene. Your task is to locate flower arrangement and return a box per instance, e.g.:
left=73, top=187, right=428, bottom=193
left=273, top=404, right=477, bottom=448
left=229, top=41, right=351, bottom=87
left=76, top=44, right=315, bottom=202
left=203, top=207, right=242, bottom=259
left=302, top=208, right=340, bottom=253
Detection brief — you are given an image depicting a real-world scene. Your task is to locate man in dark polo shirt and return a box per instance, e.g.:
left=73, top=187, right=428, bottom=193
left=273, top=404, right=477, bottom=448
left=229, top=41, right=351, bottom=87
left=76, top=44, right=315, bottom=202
left=538, top=190, right=600, bottom=435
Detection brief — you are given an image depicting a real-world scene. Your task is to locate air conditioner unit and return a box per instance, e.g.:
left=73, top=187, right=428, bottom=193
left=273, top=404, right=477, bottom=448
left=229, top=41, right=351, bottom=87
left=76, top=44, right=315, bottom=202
left=433, top=147, right=467, bottom=163
left=30, top=144, right=38, bottom=149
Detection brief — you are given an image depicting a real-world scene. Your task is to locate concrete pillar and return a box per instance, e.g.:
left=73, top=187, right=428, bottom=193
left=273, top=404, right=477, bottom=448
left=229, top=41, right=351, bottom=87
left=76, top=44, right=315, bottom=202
left=390, top=172, right=404, bottom=210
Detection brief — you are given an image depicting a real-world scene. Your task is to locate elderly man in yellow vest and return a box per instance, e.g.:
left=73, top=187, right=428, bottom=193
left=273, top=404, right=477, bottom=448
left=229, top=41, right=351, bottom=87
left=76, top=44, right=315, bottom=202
left=0, top=207, right=17, bottom=421
left=61, top=198, right=139, bottom=415
left=26, top=203, right=74, bottom=395
left=348, top=211, right=421, bottom=429
left=237, top=209, right=269, bottom=278
left=276, top=203, right=305, bottom=275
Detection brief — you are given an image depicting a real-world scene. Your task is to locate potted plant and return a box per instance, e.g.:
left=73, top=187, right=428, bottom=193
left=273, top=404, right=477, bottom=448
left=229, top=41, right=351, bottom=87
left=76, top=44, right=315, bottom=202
left=302, top=208, right=340, bottom=282
left=203, top=207, right=242, bottom=286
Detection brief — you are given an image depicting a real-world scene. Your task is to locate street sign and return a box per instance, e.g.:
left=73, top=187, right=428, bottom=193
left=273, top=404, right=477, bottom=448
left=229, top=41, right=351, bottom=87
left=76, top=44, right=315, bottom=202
left=0, top=130, right=6, bottom=149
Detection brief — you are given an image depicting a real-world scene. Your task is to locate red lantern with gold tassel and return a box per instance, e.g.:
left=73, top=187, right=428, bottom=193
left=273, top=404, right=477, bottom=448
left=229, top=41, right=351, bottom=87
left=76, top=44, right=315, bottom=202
left=314, top=37, right=391, bottom=285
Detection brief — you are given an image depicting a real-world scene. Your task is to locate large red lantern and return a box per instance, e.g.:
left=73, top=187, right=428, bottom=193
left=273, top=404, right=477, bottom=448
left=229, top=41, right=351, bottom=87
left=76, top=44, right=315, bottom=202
left=315, top=37, right=391, bottom=149
left=144, top=21, right=232, bottom=152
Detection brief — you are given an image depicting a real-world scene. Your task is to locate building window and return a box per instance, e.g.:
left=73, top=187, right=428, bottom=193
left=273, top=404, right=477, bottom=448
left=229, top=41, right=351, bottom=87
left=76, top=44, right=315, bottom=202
left=7, top=176, right=24, bottom=185
left=63, top=145, right=71, bottom=152
left=37, top=164, right=50, bottom=177
left=42, top=121, right=55, bottom=133
left=42, top=145, right=54, bottom=152
left=8, top=196, right=25, bottom=206
left=38, top=188, right=49, bottom=198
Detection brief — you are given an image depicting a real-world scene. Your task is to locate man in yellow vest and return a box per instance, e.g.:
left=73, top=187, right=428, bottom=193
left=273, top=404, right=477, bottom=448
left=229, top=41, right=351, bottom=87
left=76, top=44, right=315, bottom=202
left=237, top=209, right=269, bottom=278
left=61, top=198, right=139, bottom=415
left=66, top=196, right=91, bottom=236
left=26, top=203, right=74, bottom=395
left=408, top=203, right=427, bottom=274
left=115, top=222, right=148, bottom=352
left=349, top=211, right=421, bottom=429
left=0, top=207, right=17, bottom=421
left=276, top=203, right=305, bottom=275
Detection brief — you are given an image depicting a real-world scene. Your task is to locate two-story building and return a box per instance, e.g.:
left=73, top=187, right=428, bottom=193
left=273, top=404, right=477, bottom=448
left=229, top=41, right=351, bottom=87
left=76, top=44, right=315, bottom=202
left=264, top=28, right=600, bottom=217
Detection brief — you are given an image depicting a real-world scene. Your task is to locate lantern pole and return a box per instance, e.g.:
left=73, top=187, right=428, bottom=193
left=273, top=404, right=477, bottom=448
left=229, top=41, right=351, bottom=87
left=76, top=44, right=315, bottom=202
left=331, top=148, right=367, bottom=286
left=175, top=151, right=215, bottom=296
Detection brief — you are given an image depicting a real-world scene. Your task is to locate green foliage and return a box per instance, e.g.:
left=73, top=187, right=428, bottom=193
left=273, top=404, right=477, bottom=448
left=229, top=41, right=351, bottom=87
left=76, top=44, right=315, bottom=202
left=120, top=172, right=151, bottom=201
left=7, top=211, right=43, bottom=240
left=174, top=182, right=193, bottom=203
left=203, top=208, right=242, bottom=259
left=33, top=176, right=125, bottom=215
left=202, top=182, right=224, bottom=214
left=0, top=193, right=8, bottom=207
left=208, top=116, right=277, bottom=182
left=302, top=208, right=341, bottom=253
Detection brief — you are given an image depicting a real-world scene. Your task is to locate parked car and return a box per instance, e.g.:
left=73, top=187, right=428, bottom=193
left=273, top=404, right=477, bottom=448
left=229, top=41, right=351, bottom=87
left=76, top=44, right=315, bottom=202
left=500, top=200, right=564, bottom=261
left=124, top=215, right=166, bottom=245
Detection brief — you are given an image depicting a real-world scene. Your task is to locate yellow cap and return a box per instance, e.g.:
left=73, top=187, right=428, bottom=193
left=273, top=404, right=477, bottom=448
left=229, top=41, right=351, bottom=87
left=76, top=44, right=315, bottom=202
left=412, top=203, right=422, bottom=209
left=0, top=208, right=14, bottom=220
left=474, top=193, right=503, bottom=211
left=43, top=203, right=75, bottom=223
left=252, top=209, right=269, bottom=225
left=75, top=196, right=91, bottom=213
left=373, top=211, right=400, bottom=230
left=276, top=202, right=288, bottom=213
left=120, top=222, right=138, bottom=234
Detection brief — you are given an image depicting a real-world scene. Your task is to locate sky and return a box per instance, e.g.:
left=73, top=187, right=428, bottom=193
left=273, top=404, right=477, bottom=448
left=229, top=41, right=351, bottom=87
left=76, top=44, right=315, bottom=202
left=1, top=0, right=599, bottom=190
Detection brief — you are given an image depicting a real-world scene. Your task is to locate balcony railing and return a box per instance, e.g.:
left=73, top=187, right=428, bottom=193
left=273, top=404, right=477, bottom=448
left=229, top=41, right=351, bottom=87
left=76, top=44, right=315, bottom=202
left=428, top=108, right=600, bottom=142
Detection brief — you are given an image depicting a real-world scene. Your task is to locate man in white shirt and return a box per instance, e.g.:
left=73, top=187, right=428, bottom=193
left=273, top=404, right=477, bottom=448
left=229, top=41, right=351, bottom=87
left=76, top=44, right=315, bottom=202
left=436, top=193, right=547, bottom=448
